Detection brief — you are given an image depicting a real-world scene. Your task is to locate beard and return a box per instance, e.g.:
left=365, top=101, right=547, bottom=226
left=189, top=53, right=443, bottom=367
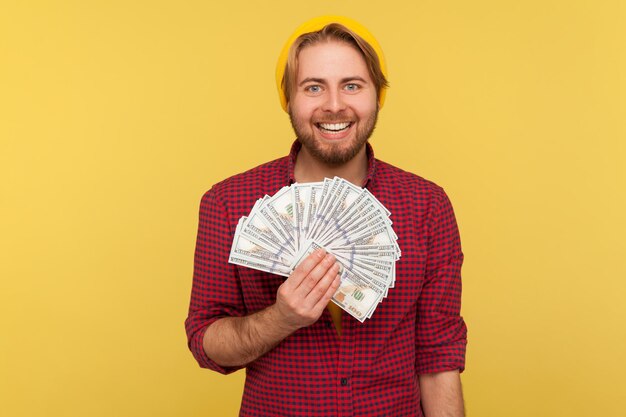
left=289, top=108, right=379, bottom=167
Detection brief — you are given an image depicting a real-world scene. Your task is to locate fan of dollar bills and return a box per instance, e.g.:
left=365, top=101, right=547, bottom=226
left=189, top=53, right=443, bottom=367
left=229, top=177, right=400, bottom=322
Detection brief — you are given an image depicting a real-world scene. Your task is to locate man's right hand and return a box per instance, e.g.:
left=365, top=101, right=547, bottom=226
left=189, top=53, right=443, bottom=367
left=272, top=248, right=341, bottom=332
left=203, top=248, right=340, bottom=367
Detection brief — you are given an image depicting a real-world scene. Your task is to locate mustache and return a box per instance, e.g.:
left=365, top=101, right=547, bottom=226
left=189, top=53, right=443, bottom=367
left=313, top=114, right=354, bottom=123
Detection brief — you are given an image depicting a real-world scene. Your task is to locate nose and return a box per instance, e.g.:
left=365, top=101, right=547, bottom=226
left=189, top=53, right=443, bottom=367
left=321, top=88, right=347, bottom=113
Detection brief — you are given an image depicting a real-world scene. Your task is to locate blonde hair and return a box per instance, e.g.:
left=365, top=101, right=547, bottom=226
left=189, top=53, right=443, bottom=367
left=281, top=23, right=389, bottom=107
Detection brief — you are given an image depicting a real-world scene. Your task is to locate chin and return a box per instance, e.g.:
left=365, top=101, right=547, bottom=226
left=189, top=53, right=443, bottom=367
left=300, top=137, right=367, bottom=166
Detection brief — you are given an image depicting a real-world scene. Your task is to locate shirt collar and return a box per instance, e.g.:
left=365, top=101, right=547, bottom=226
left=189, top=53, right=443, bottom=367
left=287, top=140, right=377, bottom=187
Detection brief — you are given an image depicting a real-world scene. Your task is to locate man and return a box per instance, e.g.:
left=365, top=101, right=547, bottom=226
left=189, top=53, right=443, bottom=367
left=185, top=16, right=467, bottom=416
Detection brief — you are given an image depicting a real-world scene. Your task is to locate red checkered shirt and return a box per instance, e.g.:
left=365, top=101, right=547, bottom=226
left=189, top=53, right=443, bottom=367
left=185, top=141, right=467, bottom=416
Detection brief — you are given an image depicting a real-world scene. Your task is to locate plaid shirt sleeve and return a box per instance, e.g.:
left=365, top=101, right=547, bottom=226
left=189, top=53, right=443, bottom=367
left=415, top=187, right=468, bottom=374
left=184, top=186, right=246, bottom=374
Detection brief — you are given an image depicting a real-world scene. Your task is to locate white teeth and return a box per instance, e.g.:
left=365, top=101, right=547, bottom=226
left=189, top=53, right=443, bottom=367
left=319, top=122, right=350, bottom=131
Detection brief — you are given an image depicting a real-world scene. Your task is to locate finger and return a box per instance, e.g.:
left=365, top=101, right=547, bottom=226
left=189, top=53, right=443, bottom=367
left=303, top=262, right=340, bottom=306
left=295, top=253, right=337, bottom=296
left=312, top=272, right=341, bottom=313
left=283, top=248, right=326, bottom=290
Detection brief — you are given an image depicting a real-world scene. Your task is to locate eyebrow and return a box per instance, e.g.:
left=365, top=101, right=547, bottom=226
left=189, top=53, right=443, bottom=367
left=298, top=76, right=369, bottom=86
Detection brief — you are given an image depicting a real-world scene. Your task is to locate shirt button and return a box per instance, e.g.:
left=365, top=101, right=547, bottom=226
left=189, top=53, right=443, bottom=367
left=326, top=320, right=333, bottom=328
left=340, top=378, right=349, bottom=386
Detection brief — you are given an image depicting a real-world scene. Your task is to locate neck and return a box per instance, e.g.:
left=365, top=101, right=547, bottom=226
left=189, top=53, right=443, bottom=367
left=293, top=144, right=369, bottom=186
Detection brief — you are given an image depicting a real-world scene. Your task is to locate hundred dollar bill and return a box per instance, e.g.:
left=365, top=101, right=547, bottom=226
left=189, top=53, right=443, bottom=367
left=321, top=214, right=388, bottom=247
left=333, top=186, right=390, bottom=225
left=334, top=254, right=389, bottom=293
left=259, top=205, right=296, bottom=253
left=332, top=249, right=399, bottom=262
left=292, top=182, right=323, bottom=252
left=334, top=250, right=394, bottom=281
left=346, top=256, right=396, bottom=288
left=308, top=178, right=348, bottom=240
left=334, top=269, right=385, bottom=322
left=302, top=183, right=323, bottom=241
left=332, top=225, right=400, bottom=255
left=292, top=186, right=302, bottom=252
left=289, top=240, right=384, bottom=322
left=266, top=186, right=296, bottom=241
left=241, top=206, right=294, bottom=258
left=230, top=222, right=292, bottom=269
left=228, top=253, right=291, bottom=277
left=330, top=243, right=398, bottom=254
left=306, top=178, right=336, bottom=240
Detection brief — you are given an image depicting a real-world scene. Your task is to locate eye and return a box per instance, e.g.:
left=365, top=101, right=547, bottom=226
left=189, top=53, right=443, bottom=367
left=305, top=85, right=322, bottom=93
left=344, top=83, right=360, bottom=92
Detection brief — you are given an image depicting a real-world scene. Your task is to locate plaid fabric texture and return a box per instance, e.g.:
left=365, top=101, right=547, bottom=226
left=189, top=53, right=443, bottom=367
left=185, top=141, right=467, bottom=417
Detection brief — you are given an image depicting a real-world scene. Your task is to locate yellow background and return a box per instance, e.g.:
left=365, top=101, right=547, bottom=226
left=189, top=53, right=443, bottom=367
left=1, top=1, right=624, bottom=416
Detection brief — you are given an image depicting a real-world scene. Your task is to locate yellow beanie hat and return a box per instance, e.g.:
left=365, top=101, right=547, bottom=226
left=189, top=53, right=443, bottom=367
left=275, top=15, right=388, bottom=113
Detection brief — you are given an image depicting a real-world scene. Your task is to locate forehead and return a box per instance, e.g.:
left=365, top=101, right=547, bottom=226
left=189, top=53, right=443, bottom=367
left=296, top=40, right=372, bottom=82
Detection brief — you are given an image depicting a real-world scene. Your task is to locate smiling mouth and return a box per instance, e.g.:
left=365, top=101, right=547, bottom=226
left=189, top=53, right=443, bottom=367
left=316, top=122, right=353, bottom=133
